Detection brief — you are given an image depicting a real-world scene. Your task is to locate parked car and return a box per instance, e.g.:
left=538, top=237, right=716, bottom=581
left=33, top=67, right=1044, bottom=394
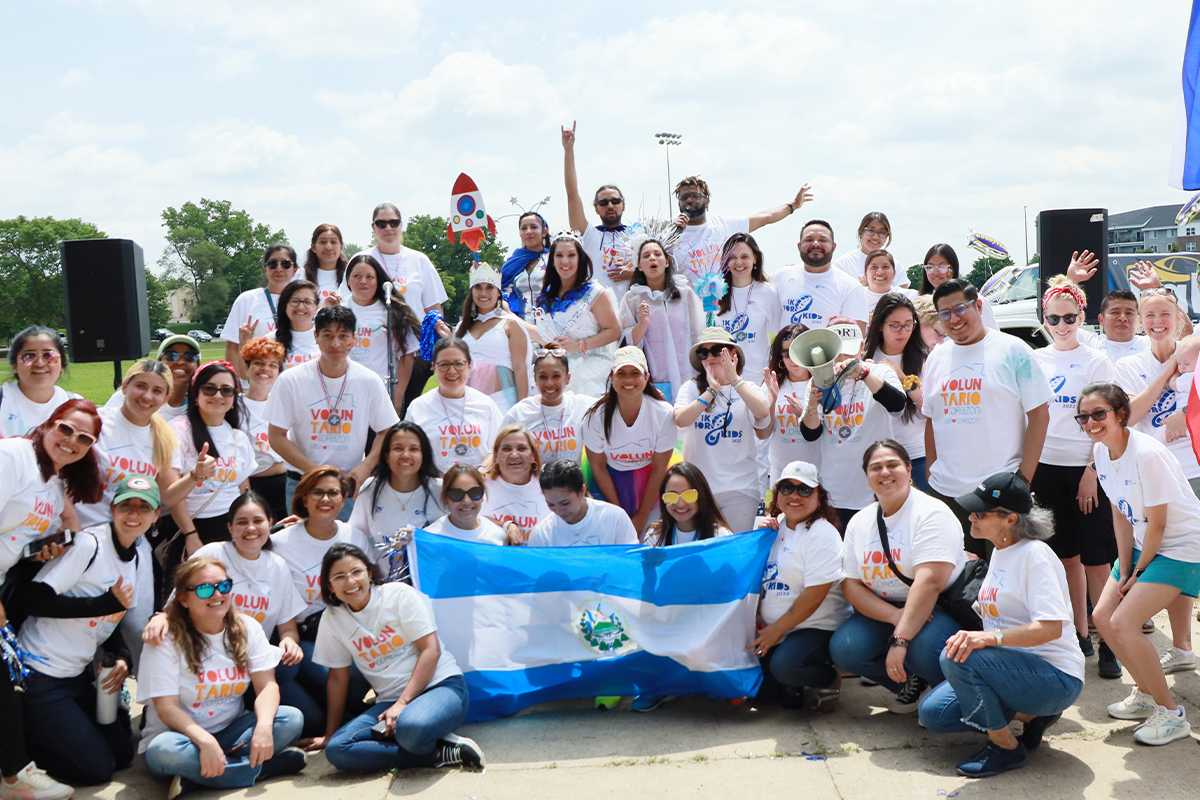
left=987, top=265, right=1048, bottom=348
left=187, top=329, right=213, bottom=343
left=153, top=328, right=174, bottom=341
left=214, top=324, right=225, bottom=337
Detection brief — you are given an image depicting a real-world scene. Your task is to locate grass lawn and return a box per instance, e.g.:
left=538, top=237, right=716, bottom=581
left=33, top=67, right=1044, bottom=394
left=57, top=343, right=229, bottom=405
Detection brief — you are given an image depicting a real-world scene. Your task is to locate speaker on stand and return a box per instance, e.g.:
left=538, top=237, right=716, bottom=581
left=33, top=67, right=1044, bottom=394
left=1036, top=209, right=1108, bottom=324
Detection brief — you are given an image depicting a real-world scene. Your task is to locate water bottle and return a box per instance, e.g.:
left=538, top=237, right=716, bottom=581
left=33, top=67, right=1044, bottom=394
left=96, top=652, right=119, bottom=725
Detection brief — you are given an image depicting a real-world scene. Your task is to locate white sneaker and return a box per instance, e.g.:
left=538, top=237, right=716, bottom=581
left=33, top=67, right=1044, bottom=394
left=0, top=763, right=74, bottom=800
left=1108, top=687, right=1158, bottom=720
left=1160, top=648, right=1196, bottom=674
left=1134, top=705, right=1192, bottom=746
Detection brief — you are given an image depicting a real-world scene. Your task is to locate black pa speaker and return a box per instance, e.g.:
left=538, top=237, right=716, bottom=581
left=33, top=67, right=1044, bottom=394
left=1037, top=208, right=1108, bottom=324
left=60, top=238, right=150, bottom=362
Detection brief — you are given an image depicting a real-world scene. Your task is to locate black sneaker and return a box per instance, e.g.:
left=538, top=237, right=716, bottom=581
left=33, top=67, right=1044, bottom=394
left=435, top=732, right=485, bottom=770
left=1018, top=713, right=1061, bottom=751
left=1077, top=632, right=1094, bottom=657
left=956, top=741, right=1028, bottom=778
left=1098, top=642, right=1122, bottom=679
left=887, top=674, right=928, bottom=714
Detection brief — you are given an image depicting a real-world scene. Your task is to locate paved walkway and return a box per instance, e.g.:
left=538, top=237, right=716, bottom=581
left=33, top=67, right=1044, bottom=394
left=78, top=610, right=1200, bottom=800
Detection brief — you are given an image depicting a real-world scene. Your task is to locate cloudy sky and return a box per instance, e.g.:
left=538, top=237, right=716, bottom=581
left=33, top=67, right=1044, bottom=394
left=2, top=0, right=1193, bottom=276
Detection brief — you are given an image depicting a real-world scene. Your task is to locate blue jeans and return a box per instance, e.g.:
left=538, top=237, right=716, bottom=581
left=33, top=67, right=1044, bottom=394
left=919, top=647, right=1083, bottom=733
left=909, top=457, right=928, bottom=493
left=761, top=628, right=837, bottom=690
left=144, top=707, right=303, bottom=789
left=325, top=676, right=469, bottom=772
left=285, top=475, right=355, bottom=522
left=291, top=639, right=373, bottom=734
left=830, top=606, right=962, bottom=692
left=21, top=670, right=134, bottom=786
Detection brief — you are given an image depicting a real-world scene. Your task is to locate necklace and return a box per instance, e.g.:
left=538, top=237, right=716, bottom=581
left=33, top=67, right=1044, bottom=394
left=539, top=396, right=567, bottom=438
left=438, top=391, right=470, bottom=457
left=318, top=367, right=349, bottom=428
left=391, top=485, right=421, bottom=513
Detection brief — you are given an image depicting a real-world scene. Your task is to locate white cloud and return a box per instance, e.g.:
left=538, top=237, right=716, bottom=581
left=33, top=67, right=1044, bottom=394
left=57, top=68, right=91, bottom=88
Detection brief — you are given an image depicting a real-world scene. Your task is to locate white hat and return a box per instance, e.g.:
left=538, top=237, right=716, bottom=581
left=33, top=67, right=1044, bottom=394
left=468, top=262, right=502, bottom=289
left=829, top=323, right=863, bottom=356
left=611, top=346, right=648, bottom=374
left=778, top=461, right=821, bottom=488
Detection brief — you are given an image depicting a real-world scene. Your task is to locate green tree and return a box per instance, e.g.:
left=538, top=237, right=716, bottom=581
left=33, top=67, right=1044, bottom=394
left=966, top=255, right=1014, bottom=290
left=906, top=263, right=925, bottom=289
left=0, top=216, right=107, bottom=339
left=401, top=215, right=508, bottom=325
left=159, top=199, right=286, bottom=331
left=144, top=272, right=171, bottom=330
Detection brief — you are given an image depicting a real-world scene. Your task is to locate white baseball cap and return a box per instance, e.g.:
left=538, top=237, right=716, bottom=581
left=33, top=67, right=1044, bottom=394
left=778, top=461, right=821, bottom=488
left=829, top=323, right=863, bottom=356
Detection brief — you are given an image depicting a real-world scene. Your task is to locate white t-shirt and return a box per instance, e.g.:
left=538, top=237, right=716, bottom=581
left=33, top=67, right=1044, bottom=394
left=772, top=264, right=869, bottom=329
left=675, top=379, right=771, bottom=499
left=137, top=619, right=280, bottom=752
left=0, top=384, right=77, bottom=439
left=241, top=396, right=282, bottom=476
left=760, top=517, right=851, bottom=632
left=269, top=520, right=367, bottom=620
left=222, top=288, right=280, bottom=344
left=675, top=215, right=750, bottom=277
left=313, top=582, right=460, bottom=703
left=345, top=298, right=418, bottom=381
left=582, top=224, right=639, bottom=300
left=813, top=368, right=904, bottom=509
left=1115, top=346, right=1200, bottom=478
left=714, top=282, right=782, bottom=382
left=834, top=249, right=911, bottom=288
left=0, top=438, right=65, bottom=584
left=404, top=387, right=504, bottom=473
left=78, top=406, right=176, bottom=529
left=105, top=390, right=188, bottom=423
left=1034, top=344, right=1117, bottom=466
left=978, top=539, right=1084, bottom=681
left=191, top=542, right=308, bottom=634
left=656, top=524, right=734, bottom=545
left=312, top=268, right=342, bottom=304
left=272, top=327, right=320, bottom=370
left=582, top=397, right=677, bottom=472
left=866, top=288, right=918, bottom=320
left=1094, top=430, right=1200, bottom=563
left=170, top=418, right=256, bottom=519
left=481, top=477, right=550, bottom=532
left=875, top=352, right=926, bottom=460
left=266, top=359, right=400, bottom=473
left=346, top=246, right=448, bottom=313
left=503, top=392, right=596, bottom=464
left=526, top=499, right=639, bottom=547
left=1098, top=333, right=1149, bottom=363
left=921, top=330, right=1051, bottom=496
left=351, top=477, right=444, bottom=553
left=19, top=526, right=136, bottom=679
left=769, top=377, right=821, bottom=484
left=842, top=491, right=967, bottom=601
left=424, top=514, right=506, bottom=546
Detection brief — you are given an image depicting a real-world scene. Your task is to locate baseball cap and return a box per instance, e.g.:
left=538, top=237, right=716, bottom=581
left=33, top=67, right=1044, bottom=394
left=956, top=472, right=1033, bottom=515
left=111, top=474, right=161, bottom=510
left=777, top=461, right=821, bottom=488
left=157, top=335, right=201, bottom=357
left=829, top=323, right=863, bottom=356
left=611, top=346, right=648, bottom=374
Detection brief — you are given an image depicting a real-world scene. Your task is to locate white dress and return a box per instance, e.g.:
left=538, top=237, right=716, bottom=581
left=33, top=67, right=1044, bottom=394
left=464, top=314, right=527, bottom=414
left=617, top=276, right=705, bottom=402
left=534, top=282, right=617, bottom=397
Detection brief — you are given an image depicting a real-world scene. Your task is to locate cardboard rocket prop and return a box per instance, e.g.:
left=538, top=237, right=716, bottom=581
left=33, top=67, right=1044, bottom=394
left=447, top=172, right=497, bottom=253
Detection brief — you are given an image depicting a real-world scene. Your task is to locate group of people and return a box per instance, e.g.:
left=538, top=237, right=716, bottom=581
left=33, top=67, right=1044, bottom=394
left=2, top=127, right=1200, bottom=798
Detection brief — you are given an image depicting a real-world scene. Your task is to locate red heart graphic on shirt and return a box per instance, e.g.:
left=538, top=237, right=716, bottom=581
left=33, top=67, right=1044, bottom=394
left=208, top=711, right=215, bottom=716
left=368, top=663, right=375, bottom=669
left=311, top=435, right=318, bottom=441
left=89, top=620, right=97, bottom=627
left=193, top=702, right=201, bottom=708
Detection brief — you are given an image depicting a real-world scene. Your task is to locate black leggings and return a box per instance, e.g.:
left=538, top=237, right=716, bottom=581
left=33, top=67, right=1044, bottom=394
left=0, top=654, right=28, bottom=777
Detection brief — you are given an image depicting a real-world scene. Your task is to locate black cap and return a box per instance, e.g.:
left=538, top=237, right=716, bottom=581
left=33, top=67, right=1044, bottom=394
left=955, top=472, right=1033, bottom=515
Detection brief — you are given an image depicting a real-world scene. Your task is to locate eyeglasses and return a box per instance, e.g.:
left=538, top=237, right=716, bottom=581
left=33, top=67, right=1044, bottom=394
left=266, top=259, right=294, bottom=270
left=1044, top=313, right=1079, bottom=326
left=161, top=351, right=200, bottom=363
left=678, top=192, right=707, bottom=201
left=862, top=227, right=889, bottom=238
left=885, top=321, right=915, bottom=333
left=436, top=359, right=469, bottom=371
left=55, top=421, right=96, bottom=448
left=936, top=303, right=974, bottom=322
left=662, top=489, right=699, bottom=505
left=695, top=345, right=730, bottom=359
left=308, top=488, right=344, bottom=500
left=1074, top=407, right=1116, bottom=426
left=329, top=566, right=370, bottom=587
left=776, top=482, right=815, bottom=497
left=446, top=486, right=485, bottom=502
left=596, top=198, right=623, bottom=207
left=924, top=263, right=951, bottom=273
left=288, top=298, right=318, bottom=308
left=187, top=579, right=233, bottom=599
left=373, top=219, right=402, bottom=229
left=199, top=384, right=236, bottom=397
left=19, top=351, right=61, bottom=366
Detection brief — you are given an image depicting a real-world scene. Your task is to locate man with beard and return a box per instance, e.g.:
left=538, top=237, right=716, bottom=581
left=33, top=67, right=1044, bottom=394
left=672, top=176, right=813, bottom=277
left=772, top=220, right=869, bottom=332
left=563, top=123, right=637, bottom=301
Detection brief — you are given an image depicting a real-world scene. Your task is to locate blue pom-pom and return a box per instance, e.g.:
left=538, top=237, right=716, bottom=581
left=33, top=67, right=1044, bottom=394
left=420, top=310, right=445, bottom=361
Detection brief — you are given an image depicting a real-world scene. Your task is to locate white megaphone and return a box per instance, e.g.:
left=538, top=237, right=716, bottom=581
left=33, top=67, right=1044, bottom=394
left=789, top=326, right=862, bottom=412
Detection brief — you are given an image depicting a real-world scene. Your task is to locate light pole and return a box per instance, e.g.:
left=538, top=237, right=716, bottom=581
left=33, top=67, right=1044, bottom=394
left=655, top=132, right=682, bottom=203
left=1023, top=205, right=1030, bottom=265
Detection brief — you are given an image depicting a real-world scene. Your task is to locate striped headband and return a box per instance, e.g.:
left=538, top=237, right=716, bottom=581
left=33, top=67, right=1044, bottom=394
left=191, top=360, right=237, bottom=386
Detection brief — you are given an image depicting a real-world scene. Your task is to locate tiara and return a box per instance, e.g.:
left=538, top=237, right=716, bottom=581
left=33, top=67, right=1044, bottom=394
left=551, top=229, right=584, bottom=246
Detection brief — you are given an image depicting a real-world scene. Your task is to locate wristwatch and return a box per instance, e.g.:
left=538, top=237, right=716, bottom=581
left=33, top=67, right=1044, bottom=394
left=994, top=630, right=1005, bottom=647
left=888, top=635, right=909, bottom=649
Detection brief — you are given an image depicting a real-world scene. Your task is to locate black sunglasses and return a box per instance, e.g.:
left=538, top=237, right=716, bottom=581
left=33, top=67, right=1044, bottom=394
left=266, top=259, right=294, bottom=270
left=776, top=482, right=815, bottom=497
left=695, top=345, right=730, bottom=360
left=373, top=219, right=402, bottom=229
left=446, top=486, right=485, bottom=502
left=1074, top=407, right=1116, bottom=426
left=1044, top=313, right=1079, bottom=326
left=199, top=384, right=236, bottom=398
left=596, top=198, right=623, bottom=207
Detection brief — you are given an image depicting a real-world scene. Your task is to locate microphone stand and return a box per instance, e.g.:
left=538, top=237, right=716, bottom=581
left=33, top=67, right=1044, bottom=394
left=384, top=282, right=398, bottom=410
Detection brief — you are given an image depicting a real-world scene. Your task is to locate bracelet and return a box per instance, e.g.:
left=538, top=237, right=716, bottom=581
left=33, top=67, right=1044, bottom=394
left=1135, top=567, right=1147, bottom=578
left=901, top=374, right=921, bottom=392
left=859, top=365, right=870, bottom=381
left=183, top=530, right=199, bottom=538
left=786, top=201, right=795, bottom=214
left=731, top=379, right=747, bottom=390
left=580, top=337, right=588, bottom=355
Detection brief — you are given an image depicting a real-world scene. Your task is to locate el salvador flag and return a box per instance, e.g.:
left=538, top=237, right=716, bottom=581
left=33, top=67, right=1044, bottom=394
left=407, top=528, right=776, bottom=723
left=1171, top=1, right=1200, bottom=189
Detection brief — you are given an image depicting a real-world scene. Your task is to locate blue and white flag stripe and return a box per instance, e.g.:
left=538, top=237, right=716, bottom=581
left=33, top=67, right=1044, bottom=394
left=408, top=528, right=776, bottom=723
left=1171, top=0, right=1200, bottom=190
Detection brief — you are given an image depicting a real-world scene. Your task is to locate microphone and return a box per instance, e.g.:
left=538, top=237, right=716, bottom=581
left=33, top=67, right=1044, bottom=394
left=384, top=281, right=394, bottom=305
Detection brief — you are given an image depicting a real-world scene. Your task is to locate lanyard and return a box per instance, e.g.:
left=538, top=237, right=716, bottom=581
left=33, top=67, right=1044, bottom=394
left=318, top=369, right=349, bottom=426
left=263, top=288, right=277, bottom=320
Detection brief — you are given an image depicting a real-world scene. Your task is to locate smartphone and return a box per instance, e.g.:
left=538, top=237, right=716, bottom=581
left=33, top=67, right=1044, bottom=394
left=369, top=720, right=391, bottom=742
left=22, top=529, right=76, bottom=559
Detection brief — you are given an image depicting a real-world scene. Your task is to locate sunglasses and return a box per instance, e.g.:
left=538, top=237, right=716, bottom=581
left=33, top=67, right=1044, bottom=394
left=55, top=421, right=96, bottom=448
left=534, top=347, right=567, bottom=359
left=446, top=486, right=485, bottom=502
left=199, top=384, right=236, bottom=397
left=19, top=351, right=61, bottom=366
left=187, top=579, right=233, bottom=599
left=776, top=481, right=815, bottom=497
left=662, top=489, right=699, bottom=505
left=161, top=350, right=200, bottom=363
left=695, top=345, right=731, bottom=360
left=924, top=263, right=951, bottom=272
left=1073, top=407, right=1116, bottom=426
left=936, top=303, right=974, bottom=322
left=596, top=198, right=623, bottom=207
left=373, top=219, right=402, bottom=229
left=1044, top=313, right=1079, bottom=326
left=266, top=259, right=294, bottom=270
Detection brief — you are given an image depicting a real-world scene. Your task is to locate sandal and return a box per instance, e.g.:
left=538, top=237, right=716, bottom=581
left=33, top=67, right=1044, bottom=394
left=810, top=686, right=840, bottom=714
